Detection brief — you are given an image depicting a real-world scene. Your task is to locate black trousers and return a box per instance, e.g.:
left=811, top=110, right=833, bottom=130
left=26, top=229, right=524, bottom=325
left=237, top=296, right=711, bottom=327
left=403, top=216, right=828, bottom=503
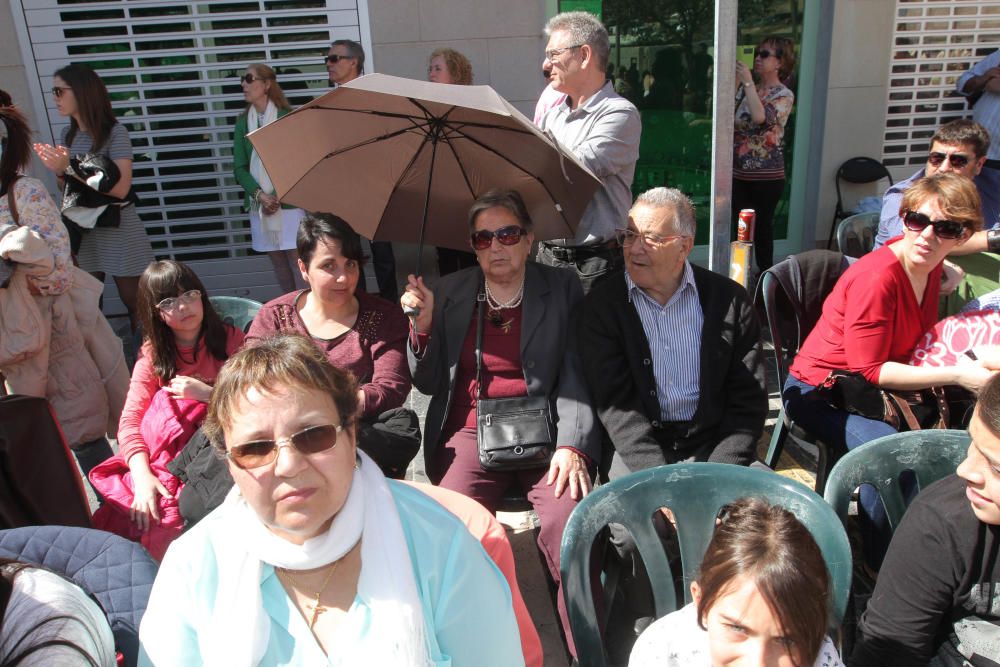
left=731, top=177, right=785, bottom=272
left=369, top=241, right=398, bottom=302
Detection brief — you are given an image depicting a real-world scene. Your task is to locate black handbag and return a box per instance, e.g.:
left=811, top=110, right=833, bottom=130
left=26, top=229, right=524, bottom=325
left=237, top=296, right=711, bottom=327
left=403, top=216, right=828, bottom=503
left=474, top=287, right=554, bottom=471
left=816, top=369, right=949, bottom=432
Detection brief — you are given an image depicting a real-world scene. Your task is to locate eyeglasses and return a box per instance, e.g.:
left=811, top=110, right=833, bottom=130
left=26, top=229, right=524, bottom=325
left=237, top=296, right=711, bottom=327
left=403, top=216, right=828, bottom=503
left=470, top=225, right=527, bottom=250
left=617, top=228, right=686, bottom=247
left=927, top=151, right=971, bottom=169
left=544, top=44, right=584, bottom=61
left=324, top=54, right=355, bottom=64
left=754, top=48, right=782, bottom=60
left=156, top=289, right=202, bottom=313
left=227, top=423, right=344, bottom=470
left=51, top=86, right=73, bottom=99
left=241, top=73, right=267, bottom=84
left=902, top=210, right=967, bottom=240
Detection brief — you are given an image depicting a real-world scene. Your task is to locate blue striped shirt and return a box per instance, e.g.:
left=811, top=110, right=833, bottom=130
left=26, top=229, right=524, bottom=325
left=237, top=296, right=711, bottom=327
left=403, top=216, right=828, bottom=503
left=625, top=263, right=703, bottom=421
left=957, top=50, right=1000, bottom=161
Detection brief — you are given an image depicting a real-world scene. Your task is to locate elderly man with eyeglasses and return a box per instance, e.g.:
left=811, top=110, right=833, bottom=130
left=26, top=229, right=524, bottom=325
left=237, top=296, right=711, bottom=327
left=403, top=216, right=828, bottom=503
left=535, top=11, right=641, bottom=294
left=874, top=119, right=999, bottom=251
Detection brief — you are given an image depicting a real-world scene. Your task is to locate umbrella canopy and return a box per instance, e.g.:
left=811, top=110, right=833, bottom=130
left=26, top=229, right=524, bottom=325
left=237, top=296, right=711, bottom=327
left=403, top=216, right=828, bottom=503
left=248, top=73, right=600, bottom=255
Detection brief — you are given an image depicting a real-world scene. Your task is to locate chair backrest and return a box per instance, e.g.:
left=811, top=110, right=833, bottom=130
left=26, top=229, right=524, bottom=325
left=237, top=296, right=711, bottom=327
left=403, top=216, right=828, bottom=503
left=823, top=429, right=969, bottom=533
left=836, top=156, right=893, bottom=201
left=209, top=295, right=262, bottom=333
left=836, top=211, right=879, bottom=259
left=0, top=525, right=159, bottom=667
left=560, top=463, right=852, bottom=666
left=758, top=250, right=851, bottom=387
left=0, top=395, right=92, bottom=530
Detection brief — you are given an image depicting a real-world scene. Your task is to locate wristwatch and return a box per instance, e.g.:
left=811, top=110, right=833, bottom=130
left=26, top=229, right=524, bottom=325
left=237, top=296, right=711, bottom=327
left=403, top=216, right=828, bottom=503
left=987, top=228, right=1000, bottom=254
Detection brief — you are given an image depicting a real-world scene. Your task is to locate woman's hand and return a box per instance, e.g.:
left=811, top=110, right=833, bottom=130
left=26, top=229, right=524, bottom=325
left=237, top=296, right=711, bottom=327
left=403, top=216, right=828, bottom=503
left=259, top=192, right=281, bottom=215
left=547, top=448, right=591, bottom=500
left=941, top=260, right=965, bottom=295
left=130, top=465, right=171, bottom=532
left=166, top=375, right=213, bottom=402
left=955, top=364, right=999, bottom=394
left=735, top=61, right=754, bottom=87
left=32, top=143, right=70, bottom=175
left=402, top=274, right=434, bottom=332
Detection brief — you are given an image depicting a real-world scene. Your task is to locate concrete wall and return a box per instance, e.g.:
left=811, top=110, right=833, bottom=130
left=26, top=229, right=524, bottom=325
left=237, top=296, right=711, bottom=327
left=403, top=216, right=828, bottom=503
left=0, top=1, right=48, bottom=181
left=367, top=0, right=548, bottom=118
left=811, top=0, right=896, bottom=247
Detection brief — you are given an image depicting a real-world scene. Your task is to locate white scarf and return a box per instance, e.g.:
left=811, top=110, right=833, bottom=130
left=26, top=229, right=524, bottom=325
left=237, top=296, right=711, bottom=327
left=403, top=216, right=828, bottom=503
left=206, top=451, right=431, bottom=666
left=248, top=100, right=283, bottom=246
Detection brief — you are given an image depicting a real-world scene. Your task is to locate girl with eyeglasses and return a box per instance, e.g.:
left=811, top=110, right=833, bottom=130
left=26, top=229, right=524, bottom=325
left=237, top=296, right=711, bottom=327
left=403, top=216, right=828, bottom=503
left=732, top=35, right=796, bottom=273
left=33, top=63, right=154, bottom=332
left=233, top=63, right=305, bottom=293
left=401, top=188, right=599, bottom=657
left=783, top=172, right=994, bottom=570
left=88, top=260, right=244, bottom=559
left=1, top=96, right=129, bottom=488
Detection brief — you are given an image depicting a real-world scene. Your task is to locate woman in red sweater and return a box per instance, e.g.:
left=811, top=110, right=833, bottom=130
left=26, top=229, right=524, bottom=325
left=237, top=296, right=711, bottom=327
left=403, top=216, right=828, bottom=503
left=783, top=172, right=992, bottom=566
left=92, top=260, right=243, bottom=557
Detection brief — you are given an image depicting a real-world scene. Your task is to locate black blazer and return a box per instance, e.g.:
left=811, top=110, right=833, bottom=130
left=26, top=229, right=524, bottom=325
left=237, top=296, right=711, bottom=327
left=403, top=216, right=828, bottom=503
left=576, top=265, right=767, bottom=471
left=408, top=263, right=599, bottom=467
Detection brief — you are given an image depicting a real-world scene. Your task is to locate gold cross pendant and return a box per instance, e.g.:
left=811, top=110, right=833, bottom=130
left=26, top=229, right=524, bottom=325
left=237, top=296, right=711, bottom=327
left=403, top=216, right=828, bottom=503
left=307, top=598, right=328, bottom=629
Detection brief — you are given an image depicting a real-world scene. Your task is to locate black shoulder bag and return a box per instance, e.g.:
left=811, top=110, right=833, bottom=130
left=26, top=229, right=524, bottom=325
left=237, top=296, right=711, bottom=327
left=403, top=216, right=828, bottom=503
left=474, top=285, right=555, bottom=471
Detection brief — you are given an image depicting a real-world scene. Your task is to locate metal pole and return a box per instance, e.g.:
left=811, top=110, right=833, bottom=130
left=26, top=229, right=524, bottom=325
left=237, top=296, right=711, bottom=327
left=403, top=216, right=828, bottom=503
left=709, top=0, right=738, bottom=274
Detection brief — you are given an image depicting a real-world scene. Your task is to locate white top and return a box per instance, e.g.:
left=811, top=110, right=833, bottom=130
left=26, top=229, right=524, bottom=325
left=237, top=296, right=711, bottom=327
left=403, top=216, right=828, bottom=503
left=629, top=602, right=844, bottom=667
left=0, top=565, right=116, bottom=666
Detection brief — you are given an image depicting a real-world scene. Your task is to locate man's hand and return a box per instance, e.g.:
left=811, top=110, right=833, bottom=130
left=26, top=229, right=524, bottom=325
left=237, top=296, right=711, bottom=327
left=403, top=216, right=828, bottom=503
left=546, top=448, right=591, bottom=500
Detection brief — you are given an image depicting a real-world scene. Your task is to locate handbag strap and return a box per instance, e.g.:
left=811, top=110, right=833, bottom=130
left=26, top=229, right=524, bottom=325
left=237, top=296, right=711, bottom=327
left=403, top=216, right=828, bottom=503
left=5, top=175, right=21, bottom=225
left=474, top=280, right=486, bottom=400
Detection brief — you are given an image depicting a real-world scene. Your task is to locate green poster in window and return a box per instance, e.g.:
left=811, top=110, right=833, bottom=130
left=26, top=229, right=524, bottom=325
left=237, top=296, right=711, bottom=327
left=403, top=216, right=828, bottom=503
left=558, top=0, right=601, bottom=19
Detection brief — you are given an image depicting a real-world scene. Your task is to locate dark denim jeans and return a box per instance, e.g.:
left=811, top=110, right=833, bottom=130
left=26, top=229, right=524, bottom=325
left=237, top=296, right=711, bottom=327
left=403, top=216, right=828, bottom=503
left=535, top=241, right=624, bottom=296
left=783, top=374, right=906, bottom=569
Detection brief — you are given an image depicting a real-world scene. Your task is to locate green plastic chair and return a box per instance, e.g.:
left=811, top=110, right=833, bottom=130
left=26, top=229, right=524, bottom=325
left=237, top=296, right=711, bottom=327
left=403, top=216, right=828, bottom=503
left=209, top=295, right=262, bottom=333
left=835, top=211, right=879, bottom=259
left=560, top=463, right=852, bottom=666
left=823, top=429, right=970, bottom=533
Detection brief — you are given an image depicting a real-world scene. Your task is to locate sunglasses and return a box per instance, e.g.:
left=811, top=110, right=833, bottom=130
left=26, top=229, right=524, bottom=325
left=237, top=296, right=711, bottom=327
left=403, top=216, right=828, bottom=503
left=324, top=54, right=355, bottom=64
left=927, top=151, right=971, bottom=169
left=470, top=225, right=527, bottom=250
left=156, top=289, right=201, bottom=313
left=754, top=48, right=782, bottom=59
left=227, top=423, right=344, bottom=470
left=51, top=86, right=73, bottom=98
left=902, top=210, right=967, bottom=240
left=241, top=73, right=266, bottom=84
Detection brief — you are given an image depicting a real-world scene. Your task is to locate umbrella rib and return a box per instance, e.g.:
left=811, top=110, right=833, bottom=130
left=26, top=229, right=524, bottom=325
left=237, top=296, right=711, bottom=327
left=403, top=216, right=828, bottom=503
left=316, top=119, right=436, bottom=161
left=308, top=103, right=537, bottom=135
left=442, top=125, right=578, bottom=235
left=439, top=131, right=478, bottom=201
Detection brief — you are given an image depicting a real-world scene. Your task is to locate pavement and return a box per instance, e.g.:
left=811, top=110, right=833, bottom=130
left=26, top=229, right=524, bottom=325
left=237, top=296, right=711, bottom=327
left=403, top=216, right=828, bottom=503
left=97, top=242, right=817, bottom=666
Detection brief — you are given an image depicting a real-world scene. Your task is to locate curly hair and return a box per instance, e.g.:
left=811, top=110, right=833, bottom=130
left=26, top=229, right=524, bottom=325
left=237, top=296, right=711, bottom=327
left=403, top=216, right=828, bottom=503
left=429, top=48, right=473, bottom=85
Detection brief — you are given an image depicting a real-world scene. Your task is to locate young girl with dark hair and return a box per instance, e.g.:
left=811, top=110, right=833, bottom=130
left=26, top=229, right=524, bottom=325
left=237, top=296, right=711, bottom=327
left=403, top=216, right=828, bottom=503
left=89, top=260, right=243, bottom=559
left=0, top=559, right=115, bottom=666
left=32, top=62, right=154, bottom=330
left=630, top=498, right=844, bottom=667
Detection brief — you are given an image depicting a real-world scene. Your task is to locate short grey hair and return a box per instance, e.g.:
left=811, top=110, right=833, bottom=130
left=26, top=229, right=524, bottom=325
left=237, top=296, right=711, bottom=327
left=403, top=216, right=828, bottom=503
left=632, top=187, right=696, bottom=237
left=544, top=11, right=610, bottom=70
left=331, top=39, right=365, bottom=75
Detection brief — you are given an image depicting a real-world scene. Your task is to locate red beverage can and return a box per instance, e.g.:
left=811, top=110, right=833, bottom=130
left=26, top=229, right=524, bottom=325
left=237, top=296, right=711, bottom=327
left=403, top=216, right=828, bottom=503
left=738, top=209, right=756, bottom=242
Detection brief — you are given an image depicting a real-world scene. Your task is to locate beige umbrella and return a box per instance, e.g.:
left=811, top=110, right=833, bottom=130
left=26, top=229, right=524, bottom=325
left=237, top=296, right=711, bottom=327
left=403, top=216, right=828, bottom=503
left=248, top=73, right=600, bottom=274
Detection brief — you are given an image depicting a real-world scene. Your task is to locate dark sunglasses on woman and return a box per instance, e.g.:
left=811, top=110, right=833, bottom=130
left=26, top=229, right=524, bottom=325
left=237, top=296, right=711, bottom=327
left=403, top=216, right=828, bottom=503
left=470, top=225, right=527, bottom=250
left=241, top=74, right=264, bottom=84
left=754, top=48, right=782, bottom=59
left=902, top=210, right=967, bottom=240
left=227, top=423, right=344, bottom=470
left=927, top=151, right=971, bottom=169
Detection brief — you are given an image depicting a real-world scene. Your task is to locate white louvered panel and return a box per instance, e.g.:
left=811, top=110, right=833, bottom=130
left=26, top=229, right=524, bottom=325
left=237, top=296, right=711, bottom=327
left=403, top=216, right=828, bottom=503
left=13, top=0, right=370, bottom=304
left=883, top=0, right=1000, bottom=179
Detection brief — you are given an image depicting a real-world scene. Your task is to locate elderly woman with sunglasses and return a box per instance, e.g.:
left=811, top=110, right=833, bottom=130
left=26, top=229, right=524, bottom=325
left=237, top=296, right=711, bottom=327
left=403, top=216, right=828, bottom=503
left=233, top=63, right=305, bottom=293
left=402, top=188, right=599, bottom=656
left=139, top=333, right=523, bottom=666
left=783, top=172, right=995, bottom=568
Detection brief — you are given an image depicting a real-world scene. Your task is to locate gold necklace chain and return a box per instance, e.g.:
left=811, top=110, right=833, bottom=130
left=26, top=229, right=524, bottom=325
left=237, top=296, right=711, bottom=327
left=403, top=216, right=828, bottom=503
left=278, top=559, right=341, bottom=630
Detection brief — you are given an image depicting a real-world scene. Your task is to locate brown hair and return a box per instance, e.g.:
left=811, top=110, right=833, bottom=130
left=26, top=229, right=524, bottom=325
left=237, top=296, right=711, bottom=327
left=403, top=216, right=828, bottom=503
left=899, top=171, right=984, bottom=234
left=204, top=333, right=360, bottom=452
left=695, top=497, right=829, bottom=667
left=931, top=119, right=990, bottom=159
left=978, top=373, right=1000, bottom=438
left=136, top=260, right=229, bottom=383
left=54, top=63, right=117, bottom=151
left=241, top=63, right=290, bottom=116
left=429, top=48, right=473, bottom=85
left=0, top=103, right=32, bottom=195
left=467, top=189, right=533, bottom=232
left=758, top=36, right=796, bottom=81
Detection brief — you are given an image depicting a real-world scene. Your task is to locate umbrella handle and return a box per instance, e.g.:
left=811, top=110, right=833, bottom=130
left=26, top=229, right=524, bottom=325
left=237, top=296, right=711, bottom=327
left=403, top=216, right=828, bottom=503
left=403, top=305, right=421, bottom=318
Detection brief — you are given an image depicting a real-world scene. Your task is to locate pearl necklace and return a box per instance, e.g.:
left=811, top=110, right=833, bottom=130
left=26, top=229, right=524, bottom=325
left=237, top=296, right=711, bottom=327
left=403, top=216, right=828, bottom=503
left=484, top=277, right=524, bottom=310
